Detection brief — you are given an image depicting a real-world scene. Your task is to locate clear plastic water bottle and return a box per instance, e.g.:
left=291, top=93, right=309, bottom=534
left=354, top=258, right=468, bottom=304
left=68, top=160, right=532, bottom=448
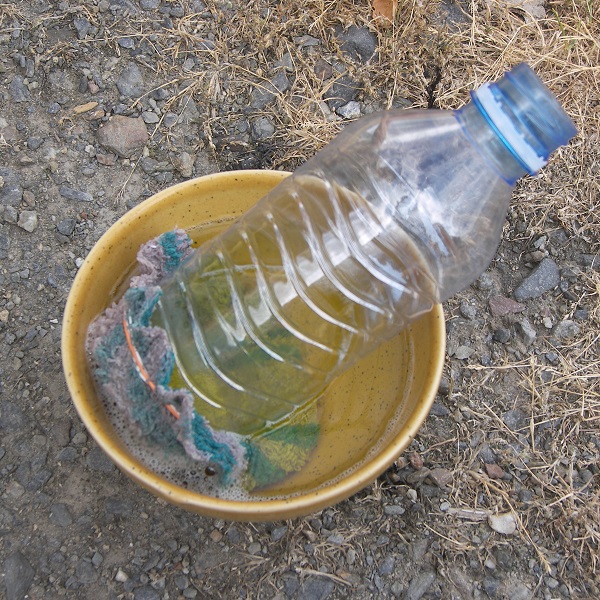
left=154, top=63, right=576, bottom=436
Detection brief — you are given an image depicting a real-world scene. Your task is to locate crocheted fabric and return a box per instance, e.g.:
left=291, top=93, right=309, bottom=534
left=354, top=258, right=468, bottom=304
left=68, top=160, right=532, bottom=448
left=86, top=229, right=319, bottom=491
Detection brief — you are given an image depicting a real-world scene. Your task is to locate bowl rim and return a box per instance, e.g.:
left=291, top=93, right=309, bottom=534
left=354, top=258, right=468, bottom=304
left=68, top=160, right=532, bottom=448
left=62, top=169, right=446, bottom=521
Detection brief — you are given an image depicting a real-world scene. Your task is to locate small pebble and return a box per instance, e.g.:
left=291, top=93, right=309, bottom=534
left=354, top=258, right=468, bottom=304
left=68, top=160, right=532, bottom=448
left=141, top=111, right=160, bottom=124
left=453, top=345, right=474, bottom=360
left=485, top=463, right=504, bottom=479
left=384, top=505, right=405, bottom=516
left=270, top=526, right=288, bottom=542
left=57, top=218, right=76, bottom=236
left=552, top=319, right=581, bottom=339
left=336, top=101, right=361, bottom=119
left=408, top=452, right=423, bottom=470
left=488, top=512, right=517, bottom=535
left=459, top=301, right=478, bottom=320
left=209, top=529, right=223, bottom=543
left=492, top=328, right=511, bottom=343
left=59, top=185, right=93, bottom=203
left=17, top=210, right=38, bottom=232
left=428, top=468, right=453, bottom=487
left=50, top=503, right=73, bottom=527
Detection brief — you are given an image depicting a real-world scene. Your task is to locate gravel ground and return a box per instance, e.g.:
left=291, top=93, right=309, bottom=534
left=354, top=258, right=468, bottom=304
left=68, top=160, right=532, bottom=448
left=1, top=1, right=599, bottom=599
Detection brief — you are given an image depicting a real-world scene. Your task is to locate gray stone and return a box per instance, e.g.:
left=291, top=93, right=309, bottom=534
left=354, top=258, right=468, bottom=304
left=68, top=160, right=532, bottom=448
left=578, top=253, right=600, bottom=269
left=0, top=230, right=8, bottom=260
left=163, top=112, right=178, bottom=127
left=552, top=319, right=581, bottom=339
left=0, top=401, right=26, bottom=431
left=50, top=503, right=73, bottom=526
left=9, top=76, right=31, bottom=103
left=502, top=409, right=526, bottom=431
left=336, top=100, right=361, bottom=119
left=118, top=37, right=135, bottom=49
left=270, top=525, right=288, bottom=542
left=59, top=186, right=93, bottom=202
left=27, top=137, right=43, bottom=150
left=85, top=447, right=115, bottom=472
left=17, top=210, right=38, bottom=232
left=378, top=555, right=395, bottom=576
left=326, top=533, right=345, bottom=545
left=275, top=52, right=294, bottom=71
left=57, top=218, right=76, bottom=236
left=141, top=111, right=160, bottom=124
left=105, top=497, right=133, bottom=517
left=492, top=328, right=511, bottom=343
left=429, top=402, right=449, bottom=416
left=134, top=585, right=160, bottom=600
left=247, top=542, right=261, bottom=555
left=28, top=469, right=52, bottom=492
left=4, top=552, right=35, bottom=600
left=174, top=574, right=189, bottom=590
left=503, top=579, right=533, bottom=600
left=56, top=447, right=78, bottom=461
left=250, top=71, right=291, bottom=110
left=514, top=258, right=560, bottom=301
left=140, top=0, right=160, bottom=8
left=298, top=576, right=334, bottom=600
left=336, top=25, right=377, bottom=63
left=76, top=559, right=98, bottom=584
left=324, top=75, right=361, bottom=110
left=73, top=17, right=91, bottom=39
left=516, top=318, right=537, bottom=345
left=483, top=576, right=500, bottom=597
left=453, top=345, right=474, bottom=360
left=117, top=62, right=145, bottom=98
left=384, top=504, right=405, bottom=516
left=282, top=572, right=300, bottom=596
left=97, top=116, right=149, bottom=158
left=406, top=569, right=436, bottom=600
left=4, top=205, right=18, bottom=223
left=478, top=443, right=497, bottom=464
left=0, top=168, right=23, bottom=206
left=172, top=152, right=194, bottom=178
left=177, top=96, right=201, bottom=124
left=251, top=116, right=275, bottom=140
left=459, top=301, right=478, bottom=320
left=294, top=34, right=321, bottom=48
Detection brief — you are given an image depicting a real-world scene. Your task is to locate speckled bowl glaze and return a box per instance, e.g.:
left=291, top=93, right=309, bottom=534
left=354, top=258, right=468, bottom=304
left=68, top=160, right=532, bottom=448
left=62, top=170, right=445, bottom=521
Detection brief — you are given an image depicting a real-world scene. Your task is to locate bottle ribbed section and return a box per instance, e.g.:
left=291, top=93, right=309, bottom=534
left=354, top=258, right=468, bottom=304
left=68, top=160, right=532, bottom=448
left=157, top=175, right=438, bottom=435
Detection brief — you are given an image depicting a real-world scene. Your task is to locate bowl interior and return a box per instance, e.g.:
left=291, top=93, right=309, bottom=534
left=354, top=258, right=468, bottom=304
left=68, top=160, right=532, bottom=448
left=62, top=170, right=445, bottom=521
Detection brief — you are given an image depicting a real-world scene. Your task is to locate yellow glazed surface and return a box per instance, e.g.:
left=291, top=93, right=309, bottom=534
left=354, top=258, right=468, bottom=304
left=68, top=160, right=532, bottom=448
left=62, top=170, right=445, bottom=521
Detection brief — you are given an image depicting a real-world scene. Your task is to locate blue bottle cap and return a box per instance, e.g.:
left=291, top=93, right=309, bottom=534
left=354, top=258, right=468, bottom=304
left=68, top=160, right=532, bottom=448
left=471, top=63, right=577, bottom=175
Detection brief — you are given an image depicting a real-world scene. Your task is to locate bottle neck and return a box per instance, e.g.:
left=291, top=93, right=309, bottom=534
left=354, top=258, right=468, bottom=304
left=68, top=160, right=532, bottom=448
left=455, top=102, right=527, bottom=186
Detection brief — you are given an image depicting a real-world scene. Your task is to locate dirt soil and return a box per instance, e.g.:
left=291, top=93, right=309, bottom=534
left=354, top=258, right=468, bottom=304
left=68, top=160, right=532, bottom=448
left=0, top=1, right=599, bottom=599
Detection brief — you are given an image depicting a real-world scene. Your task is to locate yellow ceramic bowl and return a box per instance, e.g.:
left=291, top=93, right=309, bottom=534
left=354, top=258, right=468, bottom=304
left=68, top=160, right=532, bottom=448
left=62, top=170, right=445, bottom=521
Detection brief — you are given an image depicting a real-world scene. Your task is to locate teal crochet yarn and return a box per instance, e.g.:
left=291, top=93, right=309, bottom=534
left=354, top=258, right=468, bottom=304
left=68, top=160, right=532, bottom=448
left=85, top=229, right=319, bottom=493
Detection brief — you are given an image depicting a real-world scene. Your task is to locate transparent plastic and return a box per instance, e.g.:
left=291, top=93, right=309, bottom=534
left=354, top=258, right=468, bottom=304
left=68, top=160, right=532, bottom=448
left=154, top=63, right=576, bottom=435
